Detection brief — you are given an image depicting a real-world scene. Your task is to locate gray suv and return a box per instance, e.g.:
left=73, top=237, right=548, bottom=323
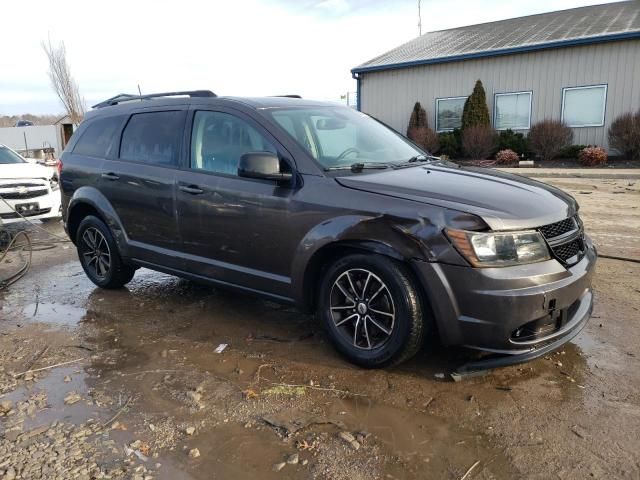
left=60, top=90, right=596, bottom=370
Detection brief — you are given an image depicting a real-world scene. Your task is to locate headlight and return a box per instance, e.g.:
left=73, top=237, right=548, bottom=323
left=49, top=176, right=60, bottom=191
left=446, top=229, right=550, bottom=267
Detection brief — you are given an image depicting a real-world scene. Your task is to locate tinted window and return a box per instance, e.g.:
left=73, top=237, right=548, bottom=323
left=191, top=111, right=276, bottom=176
left=120, top=111, right=184, bottom=166
left=73, top=116, right=123, bottom=158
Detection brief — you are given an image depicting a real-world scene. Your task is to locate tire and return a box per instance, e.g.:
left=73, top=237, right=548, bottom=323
left=76, top=215, right=135, bottom=289
left=318, top=253, right=426, bottom=368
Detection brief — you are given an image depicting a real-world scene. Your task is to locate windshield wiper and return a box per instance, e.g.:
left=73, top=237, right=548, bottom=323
left=324, top=162, right=393, bottom=172
left=394, top=154, right=440, bottom=168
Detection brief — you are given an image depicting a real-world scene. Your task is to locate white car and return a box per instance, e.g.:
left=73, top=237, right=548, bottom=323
left=0, top=144, right=62, bottom=225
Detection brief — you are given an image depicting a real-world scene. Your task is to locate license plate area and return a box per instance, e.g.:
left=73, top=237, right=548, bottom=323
left=15, top=202, right=39, bottom=214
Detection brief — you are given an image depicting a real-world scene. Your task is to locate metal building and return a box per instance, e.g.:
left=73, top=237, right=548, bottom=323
left=351, top=1, right=640, bottom=151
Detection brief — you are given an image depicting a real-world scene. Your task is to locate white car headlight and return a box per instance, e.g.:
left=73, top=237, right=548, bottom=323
left=446, top=229, right=550, bottom=267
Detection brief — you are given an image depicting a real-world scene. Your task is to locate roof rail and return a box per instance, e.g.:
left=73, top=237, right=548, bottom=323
left=271, top=95, right=302, bottom=98
left=92, top=90, right=216, bottom=109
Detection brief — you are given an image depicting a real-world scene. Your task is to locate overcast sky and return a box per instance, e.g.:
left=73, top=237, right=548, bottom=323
left=0, top=0, right=622, bottom=115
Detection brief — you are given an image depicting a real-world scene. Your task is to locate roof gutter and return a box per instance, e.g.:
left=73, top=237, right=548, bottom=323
left=351, top=31, right=640, bottom=75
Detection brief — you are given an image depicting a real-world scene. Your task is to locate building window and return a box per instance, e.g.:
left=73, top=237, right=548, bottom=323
left=435, top=97, right=467, bottom=132
left=494, top=91, right=532, bottom=130
left=561, top=85, right=607, bottom=127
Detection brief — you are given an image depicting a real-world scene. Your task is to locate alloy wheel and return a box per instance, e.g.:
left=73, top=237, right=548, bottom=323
left=81, top=227, right=111, bottom=279
left=329, top=268, right=395, bottom=350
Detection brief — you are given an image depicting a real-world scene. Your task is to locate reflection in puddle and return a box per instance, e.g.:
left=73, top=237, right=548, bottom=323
left=22, top=302, right=86, bottom=327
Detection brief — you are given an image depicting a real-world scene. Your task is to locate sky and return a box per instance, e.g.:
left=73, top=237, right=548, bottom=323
left=0, top=0, right=624, bottom=115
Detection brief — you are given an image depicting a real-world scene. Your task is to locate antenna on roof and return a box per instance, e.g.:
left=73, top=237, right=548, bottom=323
left=418, top=0, right=422, bottom=36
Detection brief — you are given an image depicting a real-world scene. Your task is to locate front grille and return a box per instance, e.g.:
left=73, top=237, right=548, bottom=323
left=0, top=182, right=44, bottom=189
left=553, top=238, right=584, bottom=263
left=538, top=215, right=585, bottom=266
left=539, top=216, right=578, bottom=239
left=0, top=207, right=51, bottom=219
left=0, top=189, right=48, bottom=200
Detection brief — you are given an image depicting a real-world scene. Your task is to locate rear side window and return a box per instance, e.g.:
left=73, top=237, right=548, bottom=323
left=120, top=111, right=184, bottom=166
left=73, top=116, right=123, bottom=158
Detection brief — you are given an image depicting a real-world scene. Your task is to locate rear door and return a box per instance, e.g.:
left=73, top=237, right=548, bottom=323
left=174, top=107, right=298, bottom=298
left=100, top=108, right=187, bottom=269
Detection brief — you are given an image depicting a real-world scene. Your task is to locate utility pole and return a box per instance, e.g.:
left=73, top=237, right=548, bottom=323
left=418, top=0, right=422, bottom=36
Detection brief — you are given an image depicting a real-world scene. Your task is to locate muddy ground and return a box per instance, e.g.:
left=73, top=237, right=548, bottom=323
left=0, top=177, right=638, bottom=480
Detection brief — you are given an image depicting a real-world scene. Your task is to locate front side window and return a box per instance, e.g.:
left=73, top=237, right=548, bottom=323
left=562, top=85, right=607, bottom=127
left=0, top=146, right=26, bottom=164
left=494, top=92, right=532, bottom=130
left=267, top=107, right=423, bottom=168
left=120, top=111, right=184, bottom=166
left=436, top=97, right=467, bottom=132
left=190, top=111, right=277, bottom=176
left=73, top=116, right=123, bottom=158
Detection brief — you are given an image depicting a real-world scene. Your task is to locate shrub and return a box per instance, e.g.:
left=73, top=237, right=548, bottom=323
left=461, top=80, right=490, bottom=130
left=495, top=149, right=519, bottom=165
left=558, top=144, right=587, bottom=159
left=578, top=146, right=608, bottom=166
left=422, top=128, right=440, bottom=154
left=437, top=129, right=462, bottom=158
left=462, top=125, right=495, bottom=159
left=496, top=129, right=529, bottom=156
left=528, top=120, right=573, bottom=161
left=407, top=102, right=428, bottom=135
left=408, top=126, right=439, bottom=153
left=608, top=110, right=640, bottom=159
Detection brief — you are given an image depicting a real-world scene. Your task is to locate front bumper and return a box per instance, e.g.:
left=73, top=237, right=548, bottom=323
left=414, top=235, right=597, bottom=367
left=0, top=189, right=62, bottom=225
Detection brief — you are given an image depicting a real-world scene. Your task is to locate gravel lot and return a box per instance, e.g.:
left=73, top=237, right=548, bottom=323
left=0, top=176, right=638, bottom=479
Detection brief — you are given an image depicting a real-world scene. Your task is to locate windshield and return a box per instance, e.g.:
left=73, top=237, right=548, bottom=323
left=266, top=107, right=424, bottom=169
left=0, top=146, right=26, bottom=164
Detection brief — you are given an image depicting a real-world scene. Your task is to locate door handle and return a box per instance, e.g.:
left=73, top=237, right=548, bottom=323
left=179, top=185, right=204, bottom=195
left=101, top=172, right=120, bottom=181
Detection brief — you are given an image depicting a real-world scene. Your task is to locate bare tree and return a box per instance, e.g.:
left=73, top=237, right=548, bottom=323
left=41, top=38, right=86, bottom=124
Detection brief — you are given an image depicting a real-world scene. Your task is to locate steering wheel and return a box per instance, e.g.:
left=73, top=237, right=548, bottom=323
left=336, top=147, right=360, bottom=162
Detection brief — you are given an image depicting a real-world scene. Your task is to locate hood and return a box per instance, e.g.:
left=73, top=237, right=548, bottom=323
left=0, top=162, right=53, bottom=181
left=336, top=164, right=577, bottom=230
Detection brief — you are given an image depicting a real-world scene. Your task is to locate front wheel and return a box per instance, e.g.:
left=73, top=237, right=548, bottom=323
left=76, top=215, right=135, bottom=289
left=318, top=254, right=426, bottom=368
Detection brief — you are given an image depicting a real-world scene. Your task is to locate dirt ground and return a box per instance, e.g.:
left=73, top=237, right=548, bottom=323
left=0, top=177, right=638, bottom=480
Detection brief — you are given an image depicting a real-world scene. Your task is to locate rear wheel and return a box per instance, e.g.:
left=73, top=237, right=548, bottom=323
left=318, top=253, right=426, bottom=368
left=76, top=215, right=135, bottom=288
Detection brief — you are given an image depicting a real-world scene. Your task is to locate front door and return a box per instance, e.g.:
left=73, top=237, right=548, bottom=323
left=175, top=108, right=297, bottom=298
left=100, top=109, right=186, bottom=269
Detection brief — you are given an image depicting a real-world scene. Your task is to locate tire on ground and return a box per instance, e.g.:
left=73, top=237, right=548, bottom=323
left=318, top=253, right=426, bottom=368
left=75, top=215, right=135, bottom=289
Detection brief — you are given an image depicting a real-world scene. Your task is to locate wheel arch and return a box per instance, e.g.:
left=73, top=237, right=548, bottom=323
left=66, top=187, right=128, bottom=254
left=298, top=239, right=413, bottom=313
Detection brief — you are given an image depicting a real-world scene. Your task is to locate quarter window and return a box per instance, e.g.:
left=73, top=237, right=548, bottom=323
left=73, top=116, right=123, bottom=158
left=494, top=92, right=532, bottom=130
left=190, top=111, right=277, bottom=176
left=120, top=111, right=184, bottom=166
left=435, top=97, right=467, bottom=132
left=561, top=85, right=607, bottom=127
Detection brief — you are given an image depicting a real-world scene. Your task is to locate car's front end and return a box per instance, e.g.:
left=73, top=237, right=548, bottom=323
left=0, top=145, right=62, bottom=225
left=413, top=213, right=596, bottom=371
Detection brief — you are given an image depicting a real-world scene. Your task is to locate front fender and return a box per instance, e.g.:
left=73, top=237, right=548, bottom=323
left=290, top=214, right=429, bottom=308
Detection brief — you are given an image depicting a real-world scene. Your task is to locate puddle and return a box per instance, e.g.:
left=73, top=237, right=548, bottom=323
left=21, top=302, right=86, bottom=327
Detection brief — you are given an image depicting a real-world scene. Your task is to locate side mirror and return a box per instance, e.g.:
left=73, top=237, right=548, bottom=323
left=238, top=152, right=293, bottom=183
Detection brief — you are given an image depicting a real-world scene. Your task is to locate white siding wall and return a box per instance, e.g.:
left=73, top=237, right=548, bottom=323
left=359, top=40, right=640, bottom=151
left=0, top=125, right=63, bottom=155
